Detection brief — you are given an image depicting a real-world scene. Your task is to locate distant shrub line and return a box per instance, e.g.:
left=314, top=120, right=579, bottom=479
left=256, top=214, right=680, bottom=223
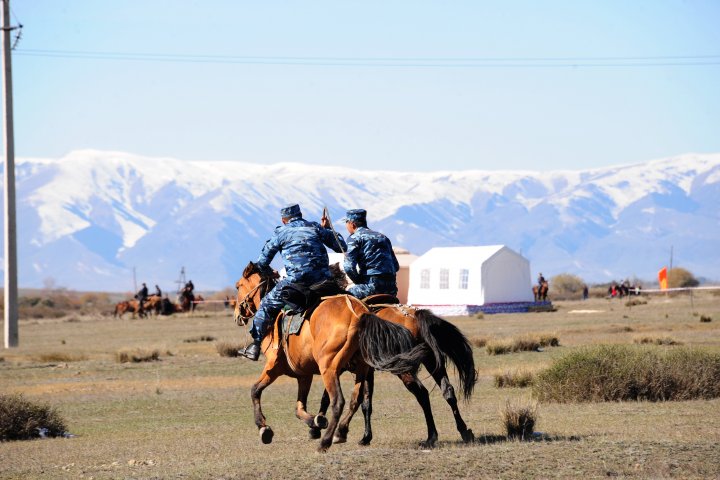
left=533, top=345, right=720, bottom=402
left=486, top=334, right=560, bottom=355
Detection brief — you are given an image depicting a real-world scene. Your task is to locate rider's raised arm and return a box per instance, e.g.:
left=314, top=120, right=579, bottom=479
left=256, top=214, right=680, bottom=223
left=256, top=227, right=282, bottom=271
left=319, top=226, right=347, bottom=253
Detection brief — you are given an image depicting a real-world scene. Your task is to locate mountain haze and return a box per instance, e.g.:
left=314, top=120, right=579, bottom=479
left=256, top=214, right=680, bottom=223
left=4, top=150, right=719, bottom=291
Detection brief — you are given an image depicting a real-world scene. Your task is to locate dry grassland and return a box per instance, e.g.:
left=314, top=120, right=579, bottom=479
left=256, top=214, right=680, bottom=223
left=1, top=293, right=719, bottom=479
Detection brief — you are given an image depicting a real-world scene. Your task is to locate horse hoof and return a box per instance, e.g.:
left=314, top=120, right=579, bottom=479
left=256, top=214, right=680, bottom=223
left=419, top=440, right=436, bottom=449
left=309, top=427, right=322, bottom=440
left=462, top=429, right=475, bottom=443
left=358, top=436, right=372, bottom=446
left=332, top=435, right=347, bottom=444
left=313, top=415, right=328, bottom=429
left=259, top=426, right=274, bottom=444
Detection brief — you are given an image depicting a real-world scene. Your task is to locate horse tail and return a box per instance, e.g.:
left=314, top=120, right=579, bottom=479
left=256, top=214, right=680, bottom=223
left=414, top=309, right=477, bottom=400
left=357, top=313, right=428, bottom=375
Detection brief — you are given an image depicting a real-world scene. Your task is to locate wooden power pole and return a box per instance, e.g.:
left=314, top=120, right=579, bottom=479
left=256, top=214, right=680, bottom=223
left=2, top=0, right=18, bottom=347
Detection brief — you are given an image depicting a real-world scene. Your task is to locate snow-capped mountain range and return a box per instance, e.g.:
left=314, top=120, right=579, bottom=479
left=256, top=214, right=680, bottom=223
left=4, top=150, right=719, bottom=291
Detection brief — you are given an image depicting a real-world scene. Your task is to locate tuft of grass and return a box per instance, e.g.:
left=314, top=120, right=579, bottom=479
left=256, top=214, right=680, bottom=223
left=470, top=336, right=489, bottom=348
left=533, top=344, right=720, bottom=402
left=475, top=312, right=484, bottom=319
left=700, top=315, right=712, bottom=323
left=625, top=298, right=647, bottom=307
left=215, top=341, right=245, bottom=358
left=0, top=394, right=68, bottom=441
left=500, top=400, right=537, bottom=440
left=183, top=335, right=217, bottom=343
left=494, top=369, right=535, bottom=388
left=634, top=336, right=683, bottom=346
left=35, top=352, right=88, bottom=363
left=115, top=348, right=160, bottom=363
left=486, top=334, right=560, bottom=355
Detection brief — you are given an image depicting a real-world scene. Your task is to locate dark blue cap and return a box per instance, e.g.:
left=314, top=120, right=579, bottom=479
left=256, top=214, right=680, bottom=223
left=343, top=208, right=366, bottom=223
left=280, top=204, right=301, bottom=218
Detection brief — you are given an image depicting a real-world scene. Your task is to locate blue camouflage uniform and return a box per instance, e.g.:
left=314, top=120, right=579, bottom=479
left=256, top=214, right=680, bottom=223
left=250, top=204, right=347, bottom=342
left=342, top=209, right=400, bottom=299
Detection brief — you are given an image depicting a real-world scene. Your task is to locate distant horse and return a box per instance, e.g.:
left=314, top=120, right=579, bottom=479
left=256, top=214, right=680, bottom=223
left=142, top=295, right=163, bottom=316
left=234, top=262, right=425, bottom=452
left=533, top=281, right=549, bottom=302
left=224, top=296, right=237, bottom=309
left=179, top=293, right=204, bottom=313
left=314, top=301, right=477, bottom=447
left=114, top=300, right=144, bottom=319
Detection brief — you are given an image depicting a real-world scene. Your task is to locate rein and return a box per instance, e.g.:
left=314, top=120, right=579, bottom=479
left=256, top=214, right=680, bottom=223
left=236, top=278, right=273, bottom=325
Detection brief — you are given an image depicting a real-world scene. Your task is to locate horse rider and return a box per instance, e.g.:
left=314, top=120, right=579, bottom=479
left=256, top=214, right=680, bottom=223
left=239, top=203, right=347, bottom=361
left=537, top=273, right=546, bottom=287
left=154, top=284, right=162, bottom=297
left=342, top=208, right=400, bottom=299
left=136, top=282, right=149, bottom=313
left=184, top=280, right=194, bottom=295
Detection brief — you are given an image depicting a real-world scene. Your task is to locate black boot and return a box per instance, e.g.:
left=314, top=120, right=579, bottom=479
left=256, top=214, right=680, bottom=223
left=240, top=341, right=261, bottom=361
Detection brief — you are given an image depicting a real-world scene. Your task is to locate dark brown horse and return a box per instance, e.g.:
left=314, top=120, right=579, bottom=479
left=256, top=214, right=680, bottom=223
left=234, top=262, right=425, bottom=452
left=533, top=281, right=549, bottom=301
left=314, top=303, right=477, bottom=447
left=179, top=293, right=204, bottom=312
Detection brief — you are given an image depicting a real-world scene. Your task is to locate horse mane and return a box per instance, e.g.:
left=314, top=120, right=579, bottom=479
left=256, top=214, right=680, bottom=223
left=329, top=262, right=349, bottom=290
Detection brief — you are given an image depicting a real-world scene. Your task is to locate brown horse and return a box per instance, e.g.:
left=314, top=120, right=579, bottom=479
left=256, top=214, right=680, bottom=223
left=234, top=262, right=425, bottom=452
left=533, top=281, right=549, bottom=301
left=113, top=300, right=144, bottom=319
left=179, top=293, right=204, bottom=312
left=142, top=295, right=163, bottom=316
left=314, top=303, right=477, bottom=447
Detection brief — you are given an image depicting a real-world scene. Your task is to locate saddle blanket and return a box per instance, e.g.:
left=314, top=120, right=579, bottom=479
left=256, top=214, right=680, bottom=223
left=280, top=311, right=305, bottom=336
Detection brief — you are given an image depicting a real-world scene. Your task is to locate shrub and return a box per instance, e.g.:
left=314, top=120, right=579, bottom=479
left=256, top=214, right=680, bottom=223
left=35, top=352, right=88, bottom=363
left=667, top=267, right=699, bottom=288
left=183, top=335, right=216, bottom=343
left=115, top=348, right=160, bottom=363
left=633, top=337, right=683, bottom=346
left=533, top=345, right=720, bottom=402
left=470, top=336, right=489, bottom=348
left=549, top=274, right=585, bottom=300
left=216, top=341, right=244, bottom=358
left=0, top=394, right=68, bottom=441
left=700, top=315, right=712, bottom=323
left=500, top=400, right=537, bottom=440
left=494, top=369, right=534, bottom=388
left=486, top=334, right=560, bottom=355
left=625, top=298, right=647, bottom=307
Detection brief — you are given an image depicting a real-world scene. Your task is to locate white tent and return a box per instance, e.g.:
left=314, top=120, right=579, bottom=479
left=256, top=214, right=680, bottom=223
left=407, top=245, right=534, bottom=315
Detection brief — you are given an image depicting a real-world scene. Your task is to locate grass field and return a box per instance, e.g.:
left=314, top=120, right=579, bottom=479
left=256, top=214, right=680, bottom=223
left=1, top=293, right=719, bottom=479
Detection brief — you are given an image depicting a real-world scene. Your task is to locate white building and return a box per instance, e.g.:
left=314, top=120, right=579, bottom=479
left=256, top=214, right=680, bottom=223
left=407, top=245, right=534, bottom=315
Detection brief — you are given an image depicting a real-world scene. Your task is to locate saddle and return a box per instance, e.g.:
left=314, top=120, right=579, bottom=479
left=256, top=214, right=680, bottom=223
left=278, top=279, right=346, bottom=336
left=361, top=294, right=400, bottom=313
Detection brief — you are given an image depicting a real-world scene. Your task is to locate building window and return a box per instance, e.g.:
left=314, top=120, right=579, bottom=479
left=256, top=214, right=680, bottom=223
left=420, top=269, right=430, bottom=289
left=439, top=269, right=449, bottom=289
left=458, top=269, right=469, bottom=289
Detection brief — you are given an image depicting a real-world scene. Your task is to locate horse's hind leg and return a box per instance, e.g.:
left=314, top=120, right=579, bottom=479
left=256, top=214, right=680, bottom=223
left=425, top=359, right=474, bottom=443
left=334, top=365, right=370, bottom=445
left=358, top=368, right=374, bottom=445
left=399, top=372, right=438, bottom=449
left=318, top=368, right=345, bottom=452
left=295, top=376, right=327, bottom=438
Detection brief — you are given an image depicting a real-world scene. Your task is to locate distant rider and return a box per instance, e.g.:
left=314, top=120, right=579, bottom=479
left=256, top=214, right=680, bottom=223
left=154, top=284, right=162, bottom=297
left=239, top=204, right=347, bottom=361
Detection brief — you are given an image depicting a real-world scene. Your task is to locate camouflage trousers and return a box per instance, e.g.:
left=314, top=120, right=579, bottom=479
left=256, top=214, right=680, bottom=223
left=348, top=276, right=398, bottom=299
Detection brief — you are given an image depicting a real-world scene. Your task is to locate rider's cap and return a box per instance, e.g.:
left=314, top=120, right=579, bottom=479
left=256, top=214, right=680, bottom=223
left=341, top=209, right=367, bottom=223
left=280, top=204, right=301, bottom=218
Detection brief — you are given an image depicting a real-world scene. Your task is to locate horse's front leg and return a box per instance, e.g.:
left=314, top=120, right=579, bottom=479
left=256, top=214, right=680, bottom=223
left=295, top=376, right=328, bottom=438
left=250, top=369, right=281, bottom=444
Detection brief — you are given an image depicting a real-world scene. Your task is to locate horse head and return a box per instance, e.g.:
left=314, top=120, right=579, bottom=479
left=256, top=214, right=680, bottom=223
left=234, top=262, right=278, bottom=325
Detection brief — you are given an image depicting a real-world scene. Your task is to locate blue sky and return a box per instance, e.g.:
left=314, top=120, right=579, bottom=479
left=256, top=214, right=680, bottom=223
left=7, top=0, right=720, bottom=171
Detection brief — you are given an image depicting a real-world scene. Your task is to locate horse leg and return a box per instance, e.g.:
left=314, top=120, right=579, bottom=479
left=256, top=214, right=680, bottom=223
left=334, top=365, right=370, bottom=444
left=424, top=358, right=474, bottom=443
left=310, top=389, right=331, bottom=440
left=358, top=368, right=374, bottom=446
left=398, top=372, right=438, bottom=448
left=318, top=368, right=345, bottom=452
left=250, top=369, right=281, bottom=444
left=295, top=376, right=327, bottom=438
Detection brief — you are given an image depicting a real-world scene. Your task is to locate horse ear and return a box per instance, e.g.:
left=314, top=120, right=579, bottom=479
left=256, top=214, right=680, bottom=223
left=242, top=262, right=256, bottom=278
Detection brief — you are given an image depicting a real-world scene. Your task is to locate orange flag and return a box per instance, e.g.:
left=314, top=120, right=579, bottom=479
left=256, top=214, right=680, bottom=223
left=658, top=267, right=668, bottom=290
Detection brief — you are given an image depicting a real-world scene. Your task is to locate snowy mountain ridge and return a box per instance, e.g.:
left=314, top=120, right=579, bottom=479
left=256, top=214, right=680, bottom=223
left=5, top=150, right=719, bottom=291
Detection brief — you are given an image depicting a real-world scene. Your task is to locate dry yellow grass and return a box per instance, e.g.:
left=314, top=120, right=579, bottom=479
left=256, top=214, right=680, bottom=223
left=0, top=292, right=718, bottom=478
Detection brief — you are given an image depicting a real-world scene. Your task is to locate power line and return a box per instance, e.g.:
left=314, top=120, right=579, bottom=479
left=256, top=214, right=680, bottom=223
left=14, top=48, right=720, bottom=68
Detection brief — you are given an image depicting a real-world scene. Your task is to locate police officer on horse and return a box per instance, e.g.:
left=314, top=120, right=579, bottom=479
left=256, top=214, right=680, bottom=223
left=342, top=209, right=400, bottom=299
left=239, top=204, right=347, bottom=361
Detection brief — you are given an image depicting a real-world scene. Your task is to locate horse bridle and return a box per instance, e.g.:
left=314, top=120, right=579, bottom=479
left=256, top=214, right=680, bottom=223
left=235, top=278, right=272, bottom=325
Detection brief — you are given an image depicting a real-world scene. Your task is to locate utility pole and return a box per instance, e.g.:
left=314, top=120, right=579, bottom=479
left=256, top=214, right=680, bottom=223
left=2, top=0, right=18, bottom=347
left=669, top=245, right=673, bottom=272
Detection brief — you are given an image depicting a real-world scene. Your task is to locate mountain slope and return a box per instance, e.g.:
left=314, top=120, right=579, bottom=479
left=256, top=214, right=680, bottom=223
left=3, top=150, right=719, bottom=291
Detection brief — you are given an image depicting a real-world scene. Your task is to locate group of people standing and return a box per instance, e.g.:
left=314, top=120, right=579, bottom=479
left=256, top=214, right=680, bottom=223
left=239, top=204, right=399, bottom=361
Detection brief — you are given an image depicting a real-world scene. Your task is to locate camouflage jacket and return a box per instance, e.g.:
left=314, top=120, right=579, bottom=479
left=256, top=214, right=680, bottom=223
left=343, top=226, right=399, bottom=284
left=257, top=218, right=347, bottom=283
